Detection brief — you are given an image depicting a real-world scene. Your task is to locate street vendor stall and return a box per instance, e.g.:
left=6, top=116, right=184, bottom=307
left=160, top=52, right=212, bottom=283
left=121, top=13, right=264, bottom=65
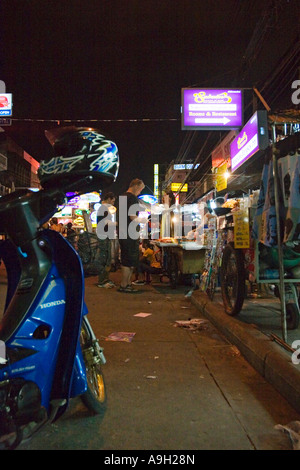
left=156, top=238, right=206, bottom=288
left=213, top=116, right=300, bottom=338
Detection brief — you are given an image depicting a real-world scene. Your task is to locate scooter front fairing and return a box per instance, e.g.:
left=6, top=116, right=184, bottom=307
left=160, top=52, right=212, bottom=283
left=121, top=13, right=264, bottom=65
left=0, top=224, right=89, bottom=445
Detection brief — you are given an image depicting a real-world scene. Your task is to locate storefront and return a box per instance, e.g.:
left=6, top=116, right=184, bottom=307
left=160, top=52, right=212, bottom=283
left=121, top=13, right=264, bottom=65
left=198, top=110, right=300, bottom=340
left=52, top=191, right=102, bottom=232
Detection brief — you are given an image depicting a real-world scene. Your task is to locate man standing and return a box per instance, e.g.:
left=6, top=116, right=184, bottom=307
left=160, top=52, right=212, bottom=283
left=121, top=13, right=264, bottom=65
left=117, top=179, right=146, bottom=293
left=96, top=192, right=116, bottom=288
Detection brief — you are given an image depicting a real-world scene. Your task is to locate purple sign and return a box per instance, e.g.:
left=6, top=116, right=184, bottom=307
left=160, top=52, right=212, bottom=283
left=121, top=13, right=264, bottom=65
left=230, top=110, right=269, bottom=172
left=181, top=88, right=243, bottom=130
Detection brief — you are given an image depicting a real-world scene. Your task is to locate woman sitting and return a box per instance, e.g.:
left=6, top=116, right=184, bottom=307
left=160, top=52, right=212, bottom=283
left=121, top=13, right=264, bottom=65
left=133, top=240, right=161, bottom=284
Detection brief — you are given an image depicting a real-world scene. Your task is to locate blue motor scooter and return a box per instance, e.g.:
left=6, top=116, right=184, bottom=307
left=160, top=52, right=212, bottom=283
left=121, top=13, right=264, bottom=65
left=0, top=127, right=119, bottom=449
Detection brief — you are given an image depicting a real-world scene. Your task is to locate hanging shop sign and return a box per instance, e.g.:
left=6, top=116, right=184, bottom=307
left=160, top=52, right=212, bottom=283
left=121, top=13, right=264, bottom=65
left=181, top=88, right=243, bottom=130
left=233, top=209, right=250, bottom=249
left=171, top=183, right=188, bottom=192
left=215, top=161, right=228, bottom=192
left=230, top=110, right=269, bottom=173
left=0, top=94, right=13, bottom=116
left=173, top=163, right=200, bottom=170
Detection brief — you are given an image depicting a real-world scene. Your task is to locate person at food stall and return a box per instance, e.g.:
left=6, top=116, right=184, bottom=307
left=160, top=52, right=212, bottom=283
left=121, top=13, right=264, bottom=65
left=133, top=239, right=162, bottom=284
left=66, top=222, right=77, bottom=248
left=50, top=217, right=65, bottom=234
left=96, top=192, right=116, bottom=288
left=117, top=178, right=147, bottom=293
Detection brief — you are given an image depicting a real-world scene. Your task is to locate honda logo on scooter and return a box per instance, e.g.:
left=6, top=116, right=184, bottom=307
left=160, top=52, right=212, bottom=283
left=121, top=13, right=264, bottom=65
left=40, top=300, right=66, bottom=309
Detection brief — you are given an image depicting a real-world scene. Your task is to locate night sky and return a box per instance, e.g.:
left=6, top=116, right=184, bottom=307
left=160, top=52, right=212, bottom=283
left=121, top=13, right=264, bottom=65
left=1, top=0, right=299, bottom=195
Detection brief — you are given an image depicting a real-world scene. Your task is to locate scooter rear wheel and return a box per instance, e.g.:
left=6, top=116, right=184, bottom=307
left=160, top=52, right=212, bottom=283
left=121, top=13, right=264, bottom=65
left=80, top=318, right=107, bottom=416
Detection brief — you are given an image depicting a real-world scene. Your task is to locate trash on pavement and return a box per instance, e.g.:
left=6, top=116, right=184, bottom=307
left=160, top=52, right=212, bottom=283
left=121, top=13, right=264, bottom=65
left=230, top=345, right=241, bottom=356
left=105, top=332, right=136, bottom=342
left=134, top=312, right=152, bottom=317
left=174, top=318, right=208, bottom=331
left=184, top=290, right=193, bottom=298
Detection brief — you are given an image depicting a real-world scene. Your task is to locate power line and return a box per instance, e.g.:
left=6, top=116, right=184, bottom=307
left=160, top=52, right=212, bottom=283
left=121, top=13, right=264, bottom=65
left=9, top=117, right=180, bottom=123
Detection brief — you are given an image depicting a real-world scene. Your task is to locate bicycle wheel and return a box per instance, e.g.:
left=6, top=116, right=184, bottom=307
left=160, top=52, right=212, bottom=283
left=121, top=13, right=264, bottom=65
left=220, top=243, right=245, bottom=316
left=80, top=317, right=107, bottom=416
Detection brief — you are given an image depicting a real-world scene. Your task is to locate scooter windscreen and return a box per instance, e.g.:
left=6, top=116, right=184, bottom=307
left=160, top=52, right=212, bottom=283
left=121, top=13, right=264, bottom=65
left=38, top=127, right=119, bottom=193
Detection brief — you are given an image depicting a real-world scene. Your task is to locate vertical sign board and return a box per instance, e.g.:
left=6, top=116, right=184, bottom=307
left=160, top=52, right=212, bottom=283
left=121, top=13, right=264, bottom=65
left=181, top=89, right=243, bottom=131
left=215, top=162, right=228, bottom=192
left=154, top=164, right=159, bottom=197
left=230, top=110, right=269, bottom=172
left=233, top=210, right=250, bottom=248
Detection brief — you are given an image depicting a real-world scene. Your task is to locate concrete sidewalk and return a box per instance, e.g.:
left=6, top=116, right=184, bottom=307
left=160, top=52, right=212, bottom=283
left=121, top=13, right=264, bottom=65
left=191, top=289, right=300, bottom=414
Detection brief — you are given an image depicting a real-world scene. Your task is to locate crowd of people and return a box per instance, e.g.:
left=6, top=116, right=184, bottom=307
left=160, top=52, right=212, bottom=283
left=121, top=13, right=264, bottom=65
left=44, top=178, right=163, bottom=294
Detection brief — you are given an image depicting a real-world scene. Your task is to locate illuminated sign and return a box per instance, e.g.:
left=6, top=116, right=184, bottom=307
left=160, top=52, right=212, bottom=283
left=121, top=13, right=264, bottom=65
left=154, top=164, right=159, bottom=197
left=215, top=162, right=228, bottom=192
left=73, top=216, right=84, bottom=226
left=0, top=94, right=13, bottom=116
left=90, top=211, right=97, bottom=223
left=230, top=110, right=269, bottom=172
left=181, top=88, right=243, bottom=130
left=74, top=209, right=83, bottom=216
left=173, top=163, right=200, bottom=170
left=171, top=183, right=188, bottom=192
left=80, top=192, right=100, bottom=203
left=139, top=194, right=158, bottom=205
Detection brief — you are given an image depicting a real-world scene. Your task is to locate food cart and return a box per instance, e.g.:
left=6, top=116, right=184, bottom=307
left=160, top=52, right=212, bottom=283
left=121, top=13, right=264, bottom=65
left=153, top=201, right=207, bottom=287
left=156, top=238, right=206, bottom=288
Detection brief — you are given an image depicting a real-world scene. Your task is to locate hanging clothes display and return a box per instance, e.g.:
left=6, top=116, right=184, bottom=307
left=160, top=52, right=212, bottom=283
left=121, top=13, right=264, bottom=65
left=280, top=150, right=300, bottom=244
left=252, top=147, right=285, bottom=247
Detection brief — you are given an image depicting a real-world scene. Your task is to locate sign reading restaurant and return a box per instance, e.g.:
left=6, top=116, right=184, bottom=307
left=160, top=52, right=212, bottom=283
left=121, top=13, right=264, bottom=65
left=230, top=110, right=269, bottom=172
left=181, top=88, right=243, bottom=131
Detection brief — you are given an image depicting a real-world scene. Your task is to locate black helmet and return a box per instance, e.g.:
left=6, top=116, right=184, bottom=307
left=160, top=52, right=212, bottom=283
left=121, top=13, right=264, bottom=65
left=38, top=127, right=119, bottom=192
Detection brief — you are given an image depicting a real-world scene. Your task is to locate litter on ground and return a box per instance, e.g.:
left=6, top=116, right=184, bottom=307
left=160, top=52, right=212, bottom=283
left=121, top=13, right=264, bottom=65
left=134, top=312, right=152, bottom=317
left=105, top=332, right=136, bottom=342
left=174, top=318, right=208, bottom=331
